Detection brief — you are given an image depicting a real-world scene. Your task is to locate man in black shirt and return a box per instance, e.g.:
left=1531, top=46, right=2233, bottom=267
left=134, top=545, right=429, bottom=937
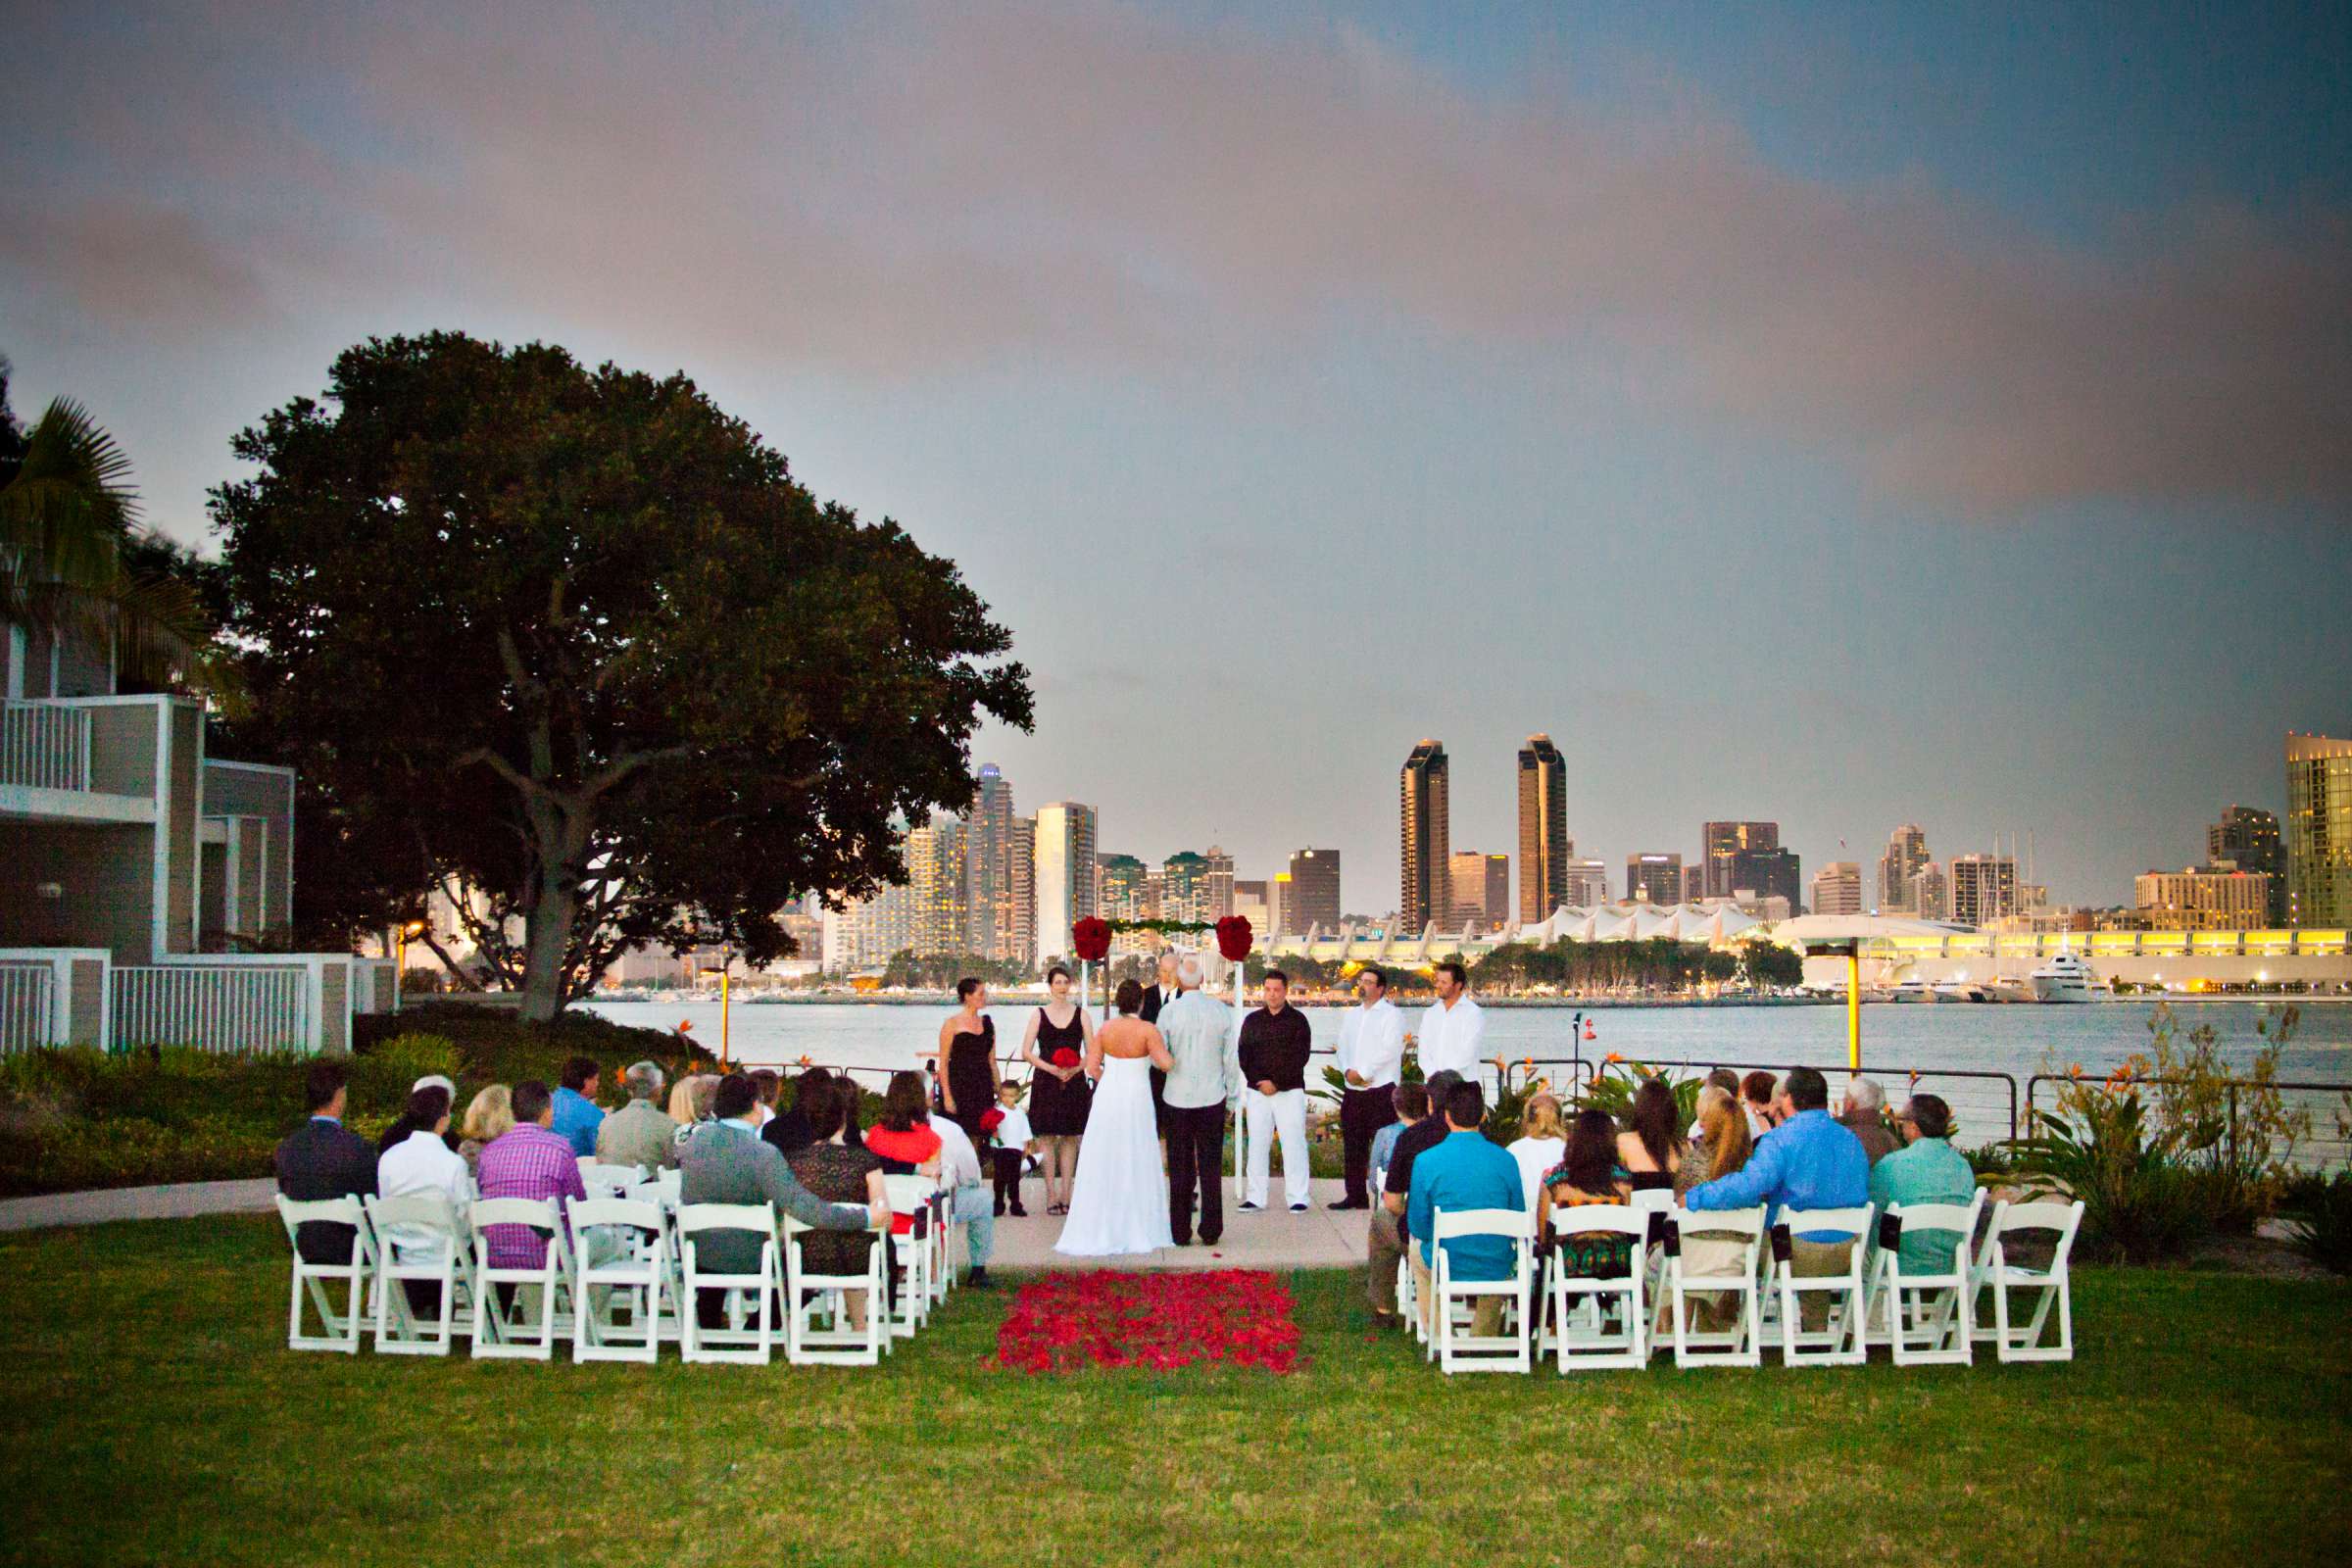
left=1237, top=969, right=1315, bottom=1212
left=1365, top=1068, right=1462, bottom=1328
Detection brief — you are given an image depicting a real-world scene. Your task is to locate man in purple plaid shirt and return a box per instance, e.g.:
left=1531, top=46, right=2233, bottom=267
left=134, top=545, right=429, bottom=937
left=476, top=1080, right=588, bottom=1268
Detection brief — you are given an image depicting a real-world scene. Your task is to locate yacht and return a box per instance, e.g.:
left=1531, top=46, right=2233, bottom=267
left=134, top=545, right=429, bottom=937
left=1931, top=979, right=1993, bottom=1003
left=1887, top=978, right=1937, bottom=1004
left=2029, top=953, right=2097, bottom=1003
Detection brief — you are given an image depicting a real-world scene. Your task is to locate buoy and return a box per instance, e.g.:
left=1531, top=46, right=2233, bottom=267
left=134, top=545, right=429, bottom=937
left=1583, top=1017, right=1596, bottom=1042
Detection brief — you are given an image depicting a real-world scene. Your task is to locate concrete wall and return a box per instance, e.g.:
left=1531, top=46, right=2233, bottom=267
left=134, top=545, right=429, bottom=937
left=163, top=702, right=200, bottom=955
left=0, top=821, right=157, bottom=960
left=201, top=761, right=294, bottom=932
left=84, top=703, right=158, bottom=797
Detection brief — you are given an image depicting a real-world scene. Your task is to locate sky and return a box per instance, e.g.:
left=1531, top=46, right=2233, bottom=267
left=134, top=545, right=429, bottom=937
left=4, top=0, right=2348, bottom=914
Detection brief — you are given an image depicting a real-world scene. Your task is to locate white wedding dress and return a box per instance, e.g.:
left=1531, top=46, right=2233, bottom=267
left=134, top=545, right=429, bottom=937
left=1054, top=1054, right=1173, bottom=1257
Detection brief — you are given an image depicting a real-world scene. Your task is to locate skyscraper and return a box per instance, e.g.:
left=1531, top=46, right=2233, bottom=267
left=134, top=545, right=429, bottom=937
left=1032, top=802, right=1099, bottom=963
left=1007, top=814, right=1036, bottom=965
left=1729, top=845, right=1802, bottom=912
left=1562, top=858, right=1608, bottom=906
left=2209, top=805, right=2284, bottom=925
left=1625, top=853, right=1682, bottom=905
left=1878, top=824, right=1930, bottom=913
left=1701, top=821, right=1780, bottom=899
left=1161, top=851, right=1212, bottom=924
left=1399, top=740, right=1450, bottom=931
left=1447, top=851, right=1509, bottom=929
left=906, top=818, right=967, bottom=954
left=2286, top=732, right=2352, bottom=926
left=1810, top=861, right=1863, bottom=916
left=1516, top=733, right=1569, bottom=922
left=1909, top=863, right=1949, bottom=921
left=1203, top=845, right=1236, bottom=920
left=1948, top=853, right=2018, bottom=928
left=1286, top=848, right=1343, bottom=932
left=961, top=764, right=1024, bottom=961
left=1098, top=853, right=1149, bottom=919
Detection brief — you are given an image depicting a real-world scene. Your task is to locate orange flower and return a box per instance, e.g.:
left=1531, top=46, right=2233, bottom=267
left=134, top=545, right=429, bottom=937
left=797, top=1054, right=813, bottom=1067
left=1521, top=1055, right=1534, bottom=1069
left=1604, top=1052, right=1624, bottom=1064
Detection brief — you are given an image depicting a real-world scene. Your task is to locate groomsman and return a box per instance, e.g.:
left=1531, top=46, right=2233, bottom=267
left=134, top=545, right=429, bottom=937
left=1332, top=966, right=1404, bottom=1209
left=1414, top=960, right=1487, bottom=1081
left=1237, top=969, right=1314, bottom=1212
left=1156, top=956, right=1239, bottom=1246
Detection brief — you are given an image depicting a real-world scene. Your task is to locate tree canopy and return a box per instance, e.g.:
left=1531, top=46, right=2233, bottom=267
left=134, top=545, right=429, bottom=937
left=213, top=333, right=1031, bottom=1017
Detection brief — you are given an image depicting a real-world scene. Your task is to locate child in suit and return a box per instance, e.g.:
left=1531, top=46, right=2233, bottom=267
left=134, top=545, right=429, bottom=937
left=989, top=1081, right=1035, bottom=1217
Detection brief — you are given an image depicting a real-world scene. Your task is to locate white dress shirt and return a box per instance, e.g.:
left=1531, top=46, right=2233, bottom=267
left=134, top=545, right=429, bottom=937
left=930, top=1114, right=985, bottom=1189
left=1415, top=994, right=1488, bottom=1078
left=1336, top=998, right=1405, bottom=1090
left=378, top=1128, right=469, bottom=1259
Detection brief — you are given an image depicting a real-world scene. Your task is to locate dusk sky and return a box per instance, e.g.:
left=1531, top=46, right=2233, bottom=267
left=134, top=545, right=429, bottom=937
left=5, top=1, right=2347, bottom=913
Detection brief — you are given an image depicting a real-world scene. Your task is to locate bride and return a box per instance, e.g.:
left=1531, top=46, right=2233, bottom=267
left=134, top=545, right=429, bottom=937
left=1055, top=978, right=1176, bottom=1257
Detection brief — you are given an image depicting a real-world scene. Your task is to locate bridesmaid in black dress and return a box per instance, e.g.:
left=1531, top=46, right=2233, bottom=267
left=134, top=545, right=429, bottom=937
left=937, top=978, right=1001, bottom=1147
left=1022, top=964, right=1095, bottom=1215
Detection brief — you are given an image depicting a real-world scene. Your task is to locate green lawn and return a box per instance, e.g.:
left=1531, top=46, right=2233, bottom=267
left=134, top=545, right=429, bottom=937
left=2, top=1216, right=2345, bottom=1567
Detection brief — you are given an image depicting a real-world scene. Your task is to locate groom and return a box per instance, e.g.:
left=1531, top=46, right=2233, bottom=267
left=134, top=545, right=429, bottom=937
left=1156, top=956, right=1239, bottom=1247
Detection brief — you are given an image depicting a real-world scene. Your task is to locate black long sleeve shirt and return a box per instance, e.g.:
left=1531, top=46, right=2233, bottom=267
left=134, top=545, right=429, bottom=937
left=1238, top=1004, right=1313, bottom=1094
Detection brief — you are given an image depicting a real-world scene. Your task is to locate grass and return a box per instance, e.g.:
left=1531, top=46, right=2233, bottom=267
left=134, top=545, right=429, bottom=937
left=1, top=1218, right=2346, bottom=1566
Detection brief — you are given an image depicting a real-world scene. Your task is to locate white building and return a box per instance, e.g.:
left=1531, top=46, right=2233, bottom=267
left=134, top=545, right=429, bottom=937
left=1032, top=802, right=1099, bottom=966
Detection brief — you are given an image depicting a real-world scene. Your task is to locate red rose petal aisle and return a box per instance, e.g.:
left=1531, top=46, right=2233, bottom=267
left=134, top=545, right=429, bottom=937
left=993, top=1270, right=1302, bottom=1375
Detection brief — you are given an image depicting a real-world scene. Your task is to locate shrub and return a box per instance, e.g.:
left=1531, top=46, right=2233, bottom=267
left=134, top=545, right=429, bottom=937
left=2005, top=1081, right=2213, bottom=1263
left=2281, top=1171, right=2352, bottom=1276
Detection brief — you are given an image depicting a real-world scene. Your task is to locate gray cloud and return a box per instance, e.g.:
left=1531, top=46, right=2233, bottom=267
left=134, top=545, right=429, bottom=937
left=5, top=0, right=2345, bottom=514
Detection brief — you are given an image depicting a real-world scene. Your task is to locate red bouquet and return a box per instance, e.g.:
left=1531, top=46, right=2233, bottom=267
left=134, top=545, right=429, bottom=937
left=1214, top=914, right=1254, bottom=962
left=1052, top=1047, right=1081, bottom=1069
left=980, top=1107, right=1005, bottom=1134
left=1071, top=916, right=1111, bottom=962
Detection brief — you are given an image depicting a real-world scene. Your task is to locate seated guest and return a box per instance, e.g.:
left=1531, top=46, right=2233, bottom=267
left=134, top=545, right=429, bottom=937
left=377, top=1084, right=468, bottom=1313
left=1669, top=1086, right=1755, bottom=1332
left=864, top=1071, right=945, bottom=1239
left=1686, top=1066, right=1870, bottom=1322
left=457, top=1084, right=513, bottom=1175
left=1617, top=1077, right=1683, bottom=1192
left=551, top=1056, right=606, bottom=1157
left=783, top=1078, right=892, bottom=1329
left=763, top=1067, right=829, bottom=1158
left=474, top=1080, right=588, bottom=1279
left=1404, top=1082, right=1526, bottom=1337
left=595, top=1060, right=676, bottom=1171
left=1740, top=1071, right=1779, bottom=1138
left=376, top=1073, right=461, bottom=1153
left=274, top=1059, right=378, bottom=1263
left=1504, top=1092, right=1567, bottom=1213
left=1690, top=1068, right=1741, bottom=1143
left=679, top=1074, right=881, bottom=1329
left=668, top=1074, right=720, bottom=1152
left=1371, top=1082, right=1429, bottom=1194
left=1839, top=1075, right=1899, bottom=1165
left=1367, top=1070, right=1460, bottom=1329
left=1868, top=1094, right=1978, bottom=1275
left=1535, top=1108, right=1635, bottom=1281
left=748, top=1068, right=782, bottom=1128
left=921, top=1101, right=997, bottom=1288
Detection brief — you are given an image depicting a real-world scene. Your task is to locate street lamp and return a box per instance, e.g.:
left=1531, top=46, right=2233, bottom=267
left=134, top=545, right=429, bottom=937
left=394, top=919, right=426, bottom=992
left=697, top=954, right=734, bottom=1069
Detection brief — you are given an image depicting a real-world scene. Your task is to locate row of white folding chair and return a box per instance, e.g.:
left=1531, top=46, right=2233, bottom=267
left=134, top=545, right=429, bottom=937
left=1427, top=1207, right=1539, bottom=1374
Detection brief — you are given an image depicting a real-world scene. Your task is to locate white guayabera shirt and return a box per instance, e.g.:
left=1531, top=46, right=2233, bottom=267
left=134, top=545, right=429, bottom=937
left=1415, top=994, right=1487, bottom=1079
left=1336, top=998, right=1405, bottom=1091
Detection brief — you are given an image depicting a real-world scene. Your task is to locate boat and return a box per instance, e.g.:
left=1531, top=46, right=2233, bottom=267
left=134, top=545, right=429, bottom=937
left=1931, top=979, right=1993, bottom=1003
left=1887, top=979, right=1937, bottom=1004
left=2029, top=953, right=2097, bottom=1003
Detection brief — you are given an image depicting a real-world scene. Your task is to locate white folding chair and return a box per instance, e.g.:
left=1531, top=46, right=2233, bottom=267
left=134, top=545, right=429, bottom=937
left=1544, top=1205, right=1649, bottom=1371
left=1430, top=1206, right=1537, bottom=1375
left=1771, top=1204, right=1875, bottom=1366
left=1971, top=1199, right=2084, bottom=1363
left=1866, top=1189, right=1985, bottom=1365
left=676, top=1202, right=783, bottom=1364
left=783, top=1214, right=890, bottom=1366
left=365, top=1191, right=473, bottom=1355
left=1630, top=1188, right=1676, bottom=1316
left=274, top=1195, right=378, bottom=1353
left=576, top=1160, right=646, bottom=1198
left=1665, top=1206, right=1767, bottom=1368
left=467, top=1197, right=577, bottom=1360
left=881, top=1175, right=937, bottom=1338
left=568, top=1197, right=673, bottom=1363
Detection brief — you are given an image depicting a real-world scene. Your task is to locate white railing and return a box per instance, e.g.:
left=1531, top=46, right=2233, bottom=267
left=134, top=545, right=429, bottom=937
left=0, top=962, right=57, bottom=1054
left=0, top=700, right=91, bottom=792
left=111, top=962, right=311, bottom=1054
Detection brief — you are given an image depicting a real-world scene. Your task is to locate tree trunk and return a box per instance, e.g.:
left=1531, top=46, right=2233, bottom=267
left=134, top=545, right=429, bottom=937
left=516, top=785, right=593, bottom=1023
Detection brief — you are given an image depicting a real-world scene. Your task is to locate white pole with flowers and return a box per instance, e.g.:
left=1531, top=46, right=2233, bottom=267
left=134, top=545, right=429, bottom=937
left=1217, top=915, right=1253, bottom=1203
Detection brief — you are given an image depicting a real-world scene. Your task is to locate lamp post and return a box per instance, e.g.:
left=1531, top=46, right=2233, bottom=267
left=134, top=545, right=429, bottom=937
left=697, top=953, right=733, bottom=1070
left=394, top=919, right=425, bottom=994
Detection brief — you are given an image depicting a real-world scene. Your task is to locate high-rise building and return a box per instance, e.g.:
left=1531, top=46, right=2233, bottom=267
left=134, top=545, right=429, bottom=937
left=1878, top=824, right=1930, bottom=913
left=1681, top=864, right=1707, bottom=904
left=1203, top=845, right=1236, bottom=920
left=1948, top=853, right=2019, bottom=928
left=1908, top=863, right=1950, bottom=922
left=1161, top=851, right=1212, bottom=924
left=1810, top=861, right=1863, bottom=916
left=961, top=764, right=1026, bottom=961
left=1231, top=878, right=1271, bottom=935
left=1701, top=821, right=1780, bottom=899
left=2209, top=806, right=2284, bottom=926
left=1516, top=733, right=1569, bottom=922
left=832, top=876, right=918, bottom=970
left=2134, top=865, right=2272, bottom=930
left=2284, top=733, right=2352, bottom=926
left=1728, top=845, right=1802, bottom=912
left=1625, top=853, right=1682, bottom=906
left=1286, top=848, right=1343, bottom=932
left=1098, top=853, right=1149, bottom=919
left=906, top=818, right=967, bottom=954
left=1562, top=858, right=1608, bottom=906
left=1447, top=851, right=1509, bottom=929
left=1399, top=740, right=1450, bottom=931
left=1006, top=815, right=1036, bottom=964
left=1032, top=802, right=1099, bottom=964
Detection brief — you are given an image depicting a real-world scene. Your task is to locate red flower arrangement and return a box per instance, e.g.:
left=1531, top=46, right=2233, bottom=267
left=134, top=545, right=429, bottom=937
left=1070, top=916, right=1112, bottom=963
left=1214, top=915, right=1253, bottom=962
left=1051, top=1047, right=1081, bottom=1069
left=980, top=1107, right=1005, bottom=1134
left=993, top=1270, right=1301, bottom=1375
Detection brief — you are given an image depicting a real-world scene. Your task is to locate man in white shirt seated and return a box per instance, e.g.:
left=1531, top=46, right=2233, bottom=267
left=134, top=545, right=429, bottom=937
left=1334, top=966, right=1405, bottom=1210
left=376, top=1084, right=470, bottom=1316
left=922, top=1105, right=998, bottom=1288
left=1415, top=959, right=1487, bottom=1083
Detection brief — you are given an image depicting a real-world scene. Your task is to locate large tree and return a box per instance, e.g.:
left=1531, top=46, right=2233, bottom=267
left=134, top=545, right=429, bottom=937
left=212, top=333, right=1031, bottom=1018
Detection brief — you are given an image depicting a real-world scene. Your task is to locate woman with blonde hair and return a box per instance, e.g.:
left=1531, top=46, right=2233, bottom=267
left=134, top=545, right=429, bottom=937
left=456, top=1084, right=513, bottom=1174
left=1665, top=1085, right=1755, bottom=1332
left=666, top=1073, right=720, bottom=1150
left=1504, top=1091, right=1567, bottom=1212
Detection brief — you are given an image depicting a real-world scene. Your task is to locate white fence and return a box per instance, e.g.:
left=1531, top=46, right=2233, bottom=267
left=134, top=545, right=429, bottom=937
left=0, top=962, right=58, bottom=1053
left=0, top=700, right=91, bottom=792
left=111, top=963, right=312, bottom=1054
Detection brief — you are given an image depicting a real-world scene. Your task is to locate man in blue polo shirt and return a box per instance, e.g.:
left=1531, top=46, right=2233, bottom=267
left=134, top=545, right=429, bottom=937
left=1687, top=1065, right=1869, bottom=1322
left=550, top=1056, right=607, bottom=1158
left=1404, top=1081, right=1525, bottom=1338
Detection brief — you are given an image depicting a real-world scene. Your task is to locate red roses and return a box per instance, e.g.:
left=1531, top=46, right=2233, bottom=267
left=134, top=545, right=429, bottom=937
left=1214, top=915, right=1253, bottom=962
left=1051, top=1047, right=1081, bottom=1069
left=1071, top=917, right=1112, bottom=962
left=993, top=1270, right=1301, bottom=1375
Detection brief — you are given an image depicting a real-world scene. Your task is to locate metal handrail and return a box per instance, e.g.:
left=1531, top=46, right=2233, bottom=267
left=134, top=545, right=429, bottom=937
left=2024, top=1071, right=2352, bottom=1170
left=1541, top=1049, right=2022, bottom=1146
